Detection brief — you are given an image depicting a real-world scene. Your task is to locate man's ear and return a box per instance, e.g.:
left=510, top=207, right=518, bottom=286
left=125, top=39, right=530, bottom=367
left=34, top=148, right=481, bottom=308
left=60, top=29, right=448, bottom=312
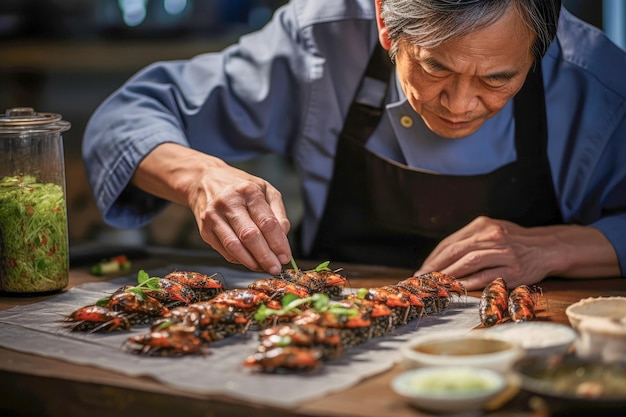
left=375, top=0, right=392, bottom=50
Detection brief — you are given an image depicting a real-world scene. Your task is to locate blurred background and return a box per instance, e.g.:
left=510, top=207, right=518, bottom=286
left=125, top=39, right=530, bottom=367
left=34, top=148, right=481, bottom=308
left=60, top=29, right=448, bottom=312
left=0, top=0, right=623, bottom=255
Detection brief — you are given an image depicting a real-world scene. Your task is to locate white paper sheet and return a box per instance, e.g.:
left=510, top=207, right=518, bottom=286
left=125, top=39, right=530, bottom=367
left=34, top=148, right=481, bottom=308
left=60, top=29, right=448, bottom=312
left=0, top=265, right=481, bottom=407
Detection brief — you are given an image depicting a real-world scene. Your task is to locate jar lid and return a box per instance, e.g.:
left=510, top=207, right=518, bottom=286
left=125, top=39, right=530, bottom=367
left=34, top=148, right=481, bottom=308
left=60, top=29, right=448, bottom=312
left=0, top=107, right=70, bottom=133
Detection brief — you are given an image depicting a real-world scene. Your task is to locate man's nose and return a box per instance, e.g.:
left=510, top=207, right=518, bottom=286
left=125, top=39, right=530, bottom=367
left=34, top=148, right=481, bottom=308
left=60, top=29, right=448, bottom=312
left=440, top=77, right=479, bottom=114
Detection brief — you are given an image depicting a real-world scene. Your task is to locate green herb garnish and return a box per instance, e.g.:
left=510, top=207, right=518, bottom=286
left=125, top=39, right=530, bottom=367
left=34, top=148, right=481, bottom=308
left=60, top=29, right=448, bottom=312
left=253, top=292, right=358, bottom=323
left=288, top=258, right=332, bottom=274
left=154, top=320, right=173, bottom=331
left=94, top=270, right=160, bottom=305
left=356, top=288, right=370, bottom=299
left=309, top=261, right=331, bottom=273
left=290, top=256, right=299, bottom=272
left=95, top=297, right=111, bottom=306
left=127, top=269, right=162, bottom=301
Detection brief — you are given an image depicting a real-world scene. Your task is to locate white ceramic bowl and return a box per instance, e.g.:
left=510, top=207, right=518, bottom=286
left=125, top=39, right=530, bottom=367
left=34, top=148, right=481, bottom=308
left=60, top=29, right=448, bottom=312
left=576, top=316, right=626, bottom=363
left=391, top=366, right=507, bottom=413
left=482, top=322, right=577, bottom=357
left=400, top=332, right=525, bottom=373
left=566, top=297, right=626, bottom=330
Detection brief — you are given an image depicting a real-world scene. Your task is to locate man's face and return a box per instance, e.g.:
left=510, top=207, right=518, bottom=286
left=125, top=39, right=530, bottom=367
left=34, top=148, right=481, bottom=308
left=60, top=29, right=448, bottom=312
left=393, top=8, right=535, bottom=139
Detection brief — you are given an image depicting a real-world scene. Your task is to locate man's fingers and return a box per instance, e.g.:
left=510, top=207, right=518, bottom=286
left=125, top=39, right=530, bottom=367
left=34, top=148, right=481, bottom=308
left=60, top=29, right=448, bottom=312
left=220, top=200, right=286, bottom=274
left=248, top=195, right=292, bottom=265
left=187, top=160, right=292, bottom=275
left=201, top=219, right=264, bottom=271
left=267, top=190, right=292, bottom=262
left=418, top=247, right=512, bottom=286
left=419, top=218, right=515, bottom=275
left=457, top=272, right=499, bottom=291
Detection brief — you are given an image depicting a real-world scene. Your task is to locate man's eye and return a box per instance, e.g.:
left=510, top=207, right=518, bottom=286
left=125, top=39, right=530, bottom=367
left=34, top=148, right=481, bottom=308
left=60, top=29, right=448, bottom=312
left=483, top=73, right=515, bottom=88
left=483, top=75, right=513, bottom=88
left=423, top=66, right=449, bottom=78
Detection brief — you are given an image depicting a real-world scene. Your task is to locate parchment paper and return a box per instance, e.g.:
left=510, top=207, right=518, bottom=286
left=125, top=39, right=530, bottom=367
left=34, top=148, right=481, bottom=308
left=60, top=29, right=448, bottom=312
left=0, top=265, right=481, bottom=407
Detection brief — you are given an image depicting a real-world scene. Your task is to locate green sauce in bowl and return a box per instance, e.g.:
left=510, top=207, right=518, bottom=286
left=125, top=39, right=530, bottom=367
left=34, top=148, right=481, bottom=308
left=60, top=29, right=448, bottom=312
left=392, top=366, right=507, bottom=412
left=405, top=369, right=499, bottom=396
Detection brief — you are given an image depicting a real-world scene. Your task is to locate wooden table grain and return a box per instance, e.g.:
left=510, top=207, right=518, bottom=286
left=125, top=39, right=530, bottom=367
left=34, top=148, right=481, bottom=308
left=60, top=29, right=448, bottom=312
left=1, top=249, right=624, bottom=417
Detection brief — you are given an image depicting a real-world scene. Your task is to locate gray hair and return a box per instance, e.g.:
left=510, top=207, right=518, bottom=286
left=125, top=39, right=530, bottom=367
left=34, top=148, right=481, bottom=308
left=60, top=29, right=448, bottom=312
left=380, top=0, right=561, bottom=61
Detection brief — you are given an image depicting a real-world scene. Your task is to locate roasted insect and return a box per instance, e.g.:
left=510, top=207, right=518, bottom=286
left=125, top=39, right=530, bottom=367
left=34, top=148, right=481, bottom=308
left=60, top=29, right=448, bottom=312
left=164, top=270, right=224, bottom=300
left=397, top=277, right=449, bottom=314
left=105, top=291, right=170, bottom=324
left=419, top=271, right=467, bottom=299
left=210, top=288, right=288, bottom=328
left=143, top=277, right=200, bottom=307
left=257, top=322, right=343, bottom=359
left=508, top=285, right=536, bottom=322
left=355, top=286, right=411, bottom=327
left=294, top=307, right=373, bottom=348
left=211, top=289, right=281, bottom=312
left=338, top=297, right=393, bottom=337
left=243, top=346, right=322, bottom=373
left=248, top=278, right=312, bottom=301
left=124, top=323, right=204, bottom=356
left=125, top=287, right=257, bottom=357
left=64, top=305, right=131, bottom=332
left=157, top=301, right=251, bottom=343
left=379, top=285, right=426, bottom=321
left=479, top=277, right=509, bottom=327
left=280, top=268, right=348, bottom=297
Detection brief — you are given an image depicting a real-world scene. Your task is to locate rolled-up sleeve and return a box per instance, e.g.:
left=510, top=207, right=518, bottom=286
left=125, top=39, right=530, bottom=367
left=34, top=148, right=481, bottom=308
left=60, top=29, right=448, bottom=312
left=82, top=3, right=311, bottom=228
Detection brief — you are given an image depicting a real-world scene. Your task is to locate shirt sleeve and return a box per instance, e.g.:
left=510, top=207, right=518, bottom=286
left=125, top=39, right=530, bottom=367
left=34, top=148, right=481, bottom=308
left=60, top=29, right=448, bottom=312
left=587, top=113, right=626, bottom=275
left=82, top=3, right=311, bottom=229
left=546, top=8, right=626, bottom=276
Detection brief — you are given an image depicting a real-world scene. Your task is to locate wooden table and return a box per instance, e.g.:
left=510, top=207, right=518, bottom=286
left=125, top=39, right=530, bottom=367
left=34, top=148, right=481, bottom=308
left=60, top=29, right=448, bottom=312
left=1, top=248, right=625, bottom=417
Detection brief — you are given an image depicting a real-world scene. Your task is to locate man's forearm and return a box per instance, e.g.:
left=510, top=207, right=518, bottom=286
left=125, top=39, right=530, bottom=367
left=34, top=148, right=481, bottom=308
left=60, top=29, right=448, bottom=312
left=545, top=224, right=621, bottom=279
left=131, top=142, right=225, bottom=208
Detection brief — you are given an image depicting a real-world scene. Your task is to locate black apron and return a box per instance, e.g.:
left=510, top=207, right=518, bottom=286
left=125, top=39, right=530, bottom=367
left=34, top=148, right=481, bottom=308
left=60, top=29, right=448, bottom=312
left=307, top=43, right=563, bottom=269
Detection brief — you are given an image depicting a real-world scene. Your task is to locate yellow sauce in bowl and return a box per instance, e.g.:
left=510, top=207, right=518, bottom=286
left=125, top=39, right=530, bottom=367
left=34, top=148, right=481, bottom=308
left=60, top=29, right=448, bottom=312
left=413, top=338, right=513, bottom=356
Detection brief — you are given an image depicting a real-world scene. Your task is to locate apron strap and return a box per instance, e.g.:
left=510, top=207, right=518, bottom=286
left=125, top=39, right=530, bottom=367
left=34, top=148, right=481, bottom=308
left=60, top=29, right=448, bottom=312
left=340, top=43, right=393, bottom=145
left=514, top=61, right=548, bottom=159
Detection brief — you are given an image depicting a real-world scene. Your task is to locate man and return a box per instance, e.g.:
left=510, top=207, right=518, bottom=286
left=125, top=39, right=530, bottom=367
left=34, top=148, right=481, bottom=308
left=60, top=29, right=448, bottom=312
left=83, top=0, right=626, bottom=290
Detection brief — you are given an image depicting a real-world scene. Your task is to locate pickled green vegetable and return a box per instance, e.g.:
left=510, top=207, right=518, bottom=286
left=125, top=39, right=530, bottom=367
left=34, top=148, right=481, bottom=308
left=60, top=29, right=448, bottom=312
left=0, top=175, right=68, bottom=293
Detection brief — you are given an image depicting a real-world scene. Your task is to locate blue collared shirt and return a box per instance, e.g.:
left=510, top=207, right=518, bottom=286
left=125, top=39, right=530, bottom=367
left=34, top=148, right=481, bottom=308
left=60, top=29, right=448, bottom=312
left=83, top=0, right=626, bottom=273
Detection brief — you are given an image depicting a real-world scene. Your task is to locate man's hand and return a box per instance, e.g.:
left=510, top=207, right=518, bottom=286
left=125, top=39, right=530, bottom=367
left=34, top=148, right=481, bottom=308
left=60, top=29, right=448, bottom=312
left=190, top=161, right=292, bottom=275
left=133, top=143, right=292, bottom=275
left=414, top=216, right=620, bottom=291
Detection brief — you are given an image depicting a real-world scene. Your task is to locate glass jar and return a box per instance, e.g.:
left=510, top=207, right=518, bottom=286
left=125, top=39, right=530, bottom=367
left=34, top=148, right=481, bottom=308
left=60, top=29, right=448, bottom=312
left=0, top=107, right=71, bottom=294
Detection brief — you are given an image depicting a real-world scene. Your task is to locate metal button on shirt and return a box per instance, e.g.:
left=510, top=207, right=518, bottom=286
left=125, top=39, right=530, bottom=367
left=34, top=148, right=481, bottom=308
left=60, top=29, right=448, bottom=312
left=400, top=115, right=413, bottom=128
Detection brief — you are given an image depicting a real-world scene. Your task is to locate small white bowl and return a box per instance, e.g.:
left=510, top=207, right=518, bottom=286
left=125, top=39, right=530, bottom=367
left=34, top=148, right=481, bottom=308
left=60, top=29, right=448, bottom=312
left=400, top=332, right=524, bottom=373
left=566, top=296, right=626, bottom=330
left=391, top=366, right=507, bottom=413
left=482, top=322, right=577, bottom=357
left=576, top=316, right=626, bottom=363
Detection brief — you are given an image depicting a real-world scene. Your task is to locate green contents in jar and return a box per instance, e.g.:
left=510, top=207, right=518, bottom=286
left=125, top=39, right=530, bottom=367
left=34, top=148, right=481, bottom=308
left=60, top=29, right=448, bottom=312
left=0, top=175, right=68, bottom=293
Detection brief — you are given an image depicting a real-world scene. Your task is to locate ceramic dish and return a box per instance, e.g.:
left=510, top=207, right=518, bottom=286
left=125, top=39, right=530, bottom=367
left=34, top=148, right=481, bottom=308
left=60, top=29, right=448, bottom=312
left=514, top=355, right=626, bottom=416
left=400, top=332, right=524, bottom=373
left=576, top=316, right=626, bottom=363
left=391, top=366, right=507, bottom=413
left=482, top=322, right=576, bottom=357
left=565, top=296, right=626, bottom=329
